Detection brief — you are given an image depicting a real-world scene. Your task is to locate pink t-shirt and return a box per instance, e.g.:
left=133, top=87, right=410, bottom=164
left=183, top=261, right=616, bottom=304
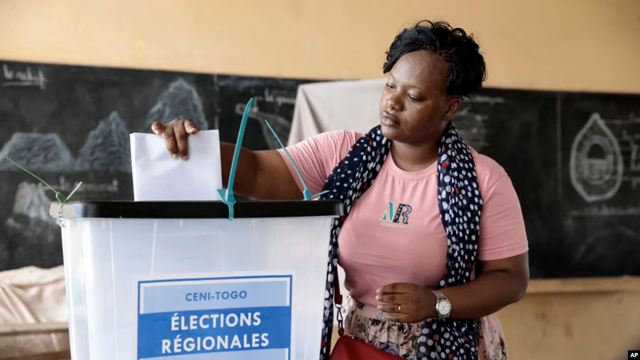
left=278, top=131, right=529, bottom=307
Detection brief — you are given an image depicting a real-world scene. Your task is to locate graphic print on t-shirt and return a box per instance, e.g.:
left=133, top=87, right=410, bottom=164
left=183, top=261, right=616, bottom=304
left=380, top=201, right=413, bottom=225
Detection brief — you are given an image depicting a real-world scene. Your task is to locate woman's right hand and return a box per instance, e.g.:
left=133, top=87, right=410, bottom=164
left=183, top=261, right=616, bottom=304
left=151, top=119, right=199, bottom=160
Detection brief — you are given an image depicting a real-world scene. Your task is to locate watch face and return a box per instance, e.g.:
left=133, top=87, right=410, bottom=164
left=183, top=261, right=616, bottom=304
left=437, top=300, right=452, bottom=316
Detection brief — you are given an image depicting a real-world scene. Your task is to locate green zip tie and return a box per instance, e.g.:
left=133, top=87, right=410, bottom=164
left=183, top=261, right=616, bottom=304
left=263, top=119, right=328, bottom=201
left=217, top=98, right=254, bottom=220
left=1, top=152, right=58, bottom=195
left=0, top=151, right=83, bottom=227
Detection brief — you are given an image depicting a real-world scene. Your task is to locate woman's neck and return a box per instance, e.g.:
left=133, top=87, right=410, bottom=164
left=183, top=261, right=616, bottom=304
left=390, top=140, right=439, bottom=172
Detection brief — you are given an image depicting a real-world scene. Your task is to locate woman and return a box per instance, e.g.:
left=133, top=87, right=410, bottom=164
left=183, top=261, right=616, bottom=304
left=152, top=21, right=529, bottom=360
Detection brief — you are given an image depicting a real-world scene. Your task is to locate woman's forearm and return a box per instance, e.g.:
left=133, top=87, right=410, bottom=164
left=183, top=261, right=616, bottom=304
left=437, top=267, right=528, bottom=320
left=219, top=142, right=258, bottom=194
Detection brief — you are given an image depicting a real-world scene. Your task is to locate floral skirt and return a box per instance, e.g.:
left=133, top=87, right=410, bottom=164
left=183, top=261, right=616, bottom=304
left=342, top=295, right=508, bottom=360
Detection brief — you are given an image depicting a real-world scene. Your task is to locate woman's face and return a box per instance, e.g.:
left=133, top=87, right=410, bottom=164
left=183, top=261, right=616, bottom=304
left=379, top=50, right=460, bottom=145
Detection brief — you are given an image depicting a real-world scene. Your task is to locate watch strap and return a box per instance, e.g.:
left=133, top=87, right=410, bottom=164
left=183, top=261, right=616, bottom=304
left=432, top=290, right=446, bottom=300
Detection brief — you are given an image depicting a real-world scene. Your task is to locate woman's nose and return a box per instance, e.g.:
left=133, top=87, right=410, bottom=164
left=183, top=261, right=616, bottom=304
left=385, top=93, right=402, bottom=111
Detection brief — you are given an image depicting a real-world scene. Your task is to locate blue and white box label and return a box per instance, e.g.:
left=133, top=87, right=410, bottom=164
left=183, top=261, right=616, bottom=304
left=136, top=274, right=293, bottom=359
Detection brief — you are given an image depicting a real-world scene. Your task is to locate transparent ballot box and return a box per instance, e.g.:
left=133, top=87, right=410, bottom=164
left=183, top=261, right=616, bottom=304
left=52, top=200, right=342, bottom=360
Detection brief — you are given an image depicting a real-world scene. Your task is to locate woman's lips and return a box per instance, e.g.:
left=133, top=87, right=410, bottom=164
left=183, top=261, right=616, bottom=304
left=381, top=111, right=399, bottom=126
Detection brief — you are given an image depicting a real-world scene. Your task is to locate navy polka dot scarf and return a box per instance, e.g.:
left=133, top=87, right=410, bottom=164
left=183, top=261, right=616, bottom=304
left=319, top=123, right=483, bottom=360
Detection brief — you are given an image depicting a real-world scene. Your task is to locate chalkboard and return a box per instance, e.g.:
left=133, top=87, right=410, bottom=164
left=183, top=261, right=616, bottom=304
left=453, top=89, right=563, bottom=278
left=0, top=61, right=310, bottom=270
left=1, top=60, right=639, bottom=279
left=455, top=89, right=640, bottom=278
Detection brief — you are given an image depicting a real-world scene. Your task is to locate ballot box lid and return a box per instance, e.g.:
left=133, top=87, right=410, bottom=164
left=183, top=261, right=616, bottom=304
left=50, top=200, right=343, bottom=219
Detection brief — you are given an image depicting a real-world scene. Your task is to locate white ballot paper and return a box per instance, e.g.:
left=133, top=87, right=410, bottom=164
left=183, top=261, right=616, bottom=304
left=130, top=130, right=223, bottom=201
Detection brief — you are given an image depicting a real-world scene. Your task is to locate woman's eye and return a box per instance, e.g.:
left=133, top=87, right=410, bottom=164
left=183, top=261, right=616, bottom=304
left=408, top=95, right=419, bottom=102
left=386, top=83, right=395, bottom=90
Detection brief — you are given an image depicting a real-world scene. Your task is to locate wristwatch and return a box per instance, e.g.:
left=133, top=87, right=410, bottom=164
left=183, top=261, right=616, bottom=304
left=432, top=290, right=452, bottom=319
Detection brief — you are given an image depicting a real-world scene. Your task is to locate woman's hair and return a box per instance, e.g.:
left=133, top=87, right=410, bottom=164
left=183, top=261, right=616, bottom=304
left=383, top=20, right=486, bottom=98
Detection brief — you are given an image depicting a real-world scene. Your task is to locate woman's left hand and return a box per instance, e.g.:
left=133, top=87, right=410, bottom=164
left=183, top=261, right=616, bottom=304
left=376, top=283, right=436, bottom=323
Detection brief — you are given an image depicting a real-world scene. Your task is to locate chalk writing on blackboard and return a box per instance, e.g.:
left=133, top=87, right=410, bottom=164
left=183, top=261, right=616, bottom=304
left=258, top=88, right=297, bottom=106
left=38, top=177, right=120, bottom=193
left=2, top=63, right=47, bottom=89
left=621, top=130, right=640, bottom=189
left=569, top=204, right=640, bottom=217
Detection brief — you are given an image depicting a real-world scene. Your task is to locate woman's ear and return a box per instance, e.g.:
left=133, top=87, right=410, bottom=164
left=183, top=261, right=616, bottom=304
left=444, top=96, right=462, bottom=122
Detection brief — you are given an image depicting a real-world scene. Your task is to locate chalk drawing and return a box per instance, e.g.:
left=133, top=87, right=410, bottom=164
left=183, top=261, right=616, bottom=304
left=10, top=182, right=57, bottom=225
left=2, top=80, right=208, bottom=173
left=569, top=113, right=624, bottom=202
left=143, top=78, right=208, bottom=131
left=76, top=111, right=131, bottom=172
left=0, top=133, right=74, bottom=171
left=4, top=182, right=60, bottom=270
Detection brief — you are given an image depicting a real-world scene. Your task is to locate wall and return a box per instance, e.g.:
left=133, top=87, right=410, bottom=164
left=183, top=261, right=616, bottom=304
left=498, top=278, right=640, bottom=360
left=1, top=0, right=639, bottom=93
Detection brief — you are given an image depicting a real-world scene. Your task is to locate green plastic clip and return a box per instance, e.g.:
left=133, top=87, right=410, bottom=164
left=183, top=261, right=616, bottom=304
left=217, top=98, right=254, bottom=220
left=56, top=181, right=83, bottom=227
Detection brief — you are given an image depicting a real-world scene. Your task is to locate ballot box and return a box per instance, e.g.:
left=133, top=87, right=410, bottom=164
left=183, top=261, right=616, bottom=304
left=51, top=200, right=341, bottom=360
